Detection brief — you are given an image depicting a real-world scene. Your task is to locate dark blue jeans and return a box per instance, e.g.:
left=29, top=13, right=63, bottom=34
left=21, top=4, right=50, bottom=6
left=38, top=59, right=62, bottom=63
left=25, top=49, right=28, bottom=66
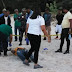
left=15, top=26, right=20, bottom=41
left=17, top=49, right=34, bottom=61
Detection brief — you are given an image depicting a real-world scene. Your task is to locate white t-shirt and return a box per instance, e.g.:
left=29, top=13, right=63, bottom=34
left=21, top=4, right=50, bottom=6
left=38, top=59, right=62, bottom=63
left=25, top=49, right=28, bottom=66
left=62, top=11, right=72, bottom=28
left=27, top=16, right=45, bottom=35
left=4, top=16, right=8, bottom=25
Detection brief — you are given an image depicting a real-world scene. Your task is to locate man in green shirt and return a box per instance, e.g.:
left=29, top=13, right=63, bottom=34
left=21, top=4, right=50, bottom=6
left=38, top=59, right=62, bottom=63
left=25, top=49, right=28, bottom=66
left=0, top=24, right=12, bottom=56
left=14, top=9, right=21, bottom=41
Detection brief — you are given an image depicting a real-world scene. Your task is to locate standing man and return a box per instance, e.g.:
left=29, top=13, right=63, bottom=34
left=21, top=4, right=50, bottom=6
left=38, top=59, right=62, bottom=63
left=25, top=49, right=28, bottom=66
left=55, top=8, right=64, bottom=39
left=0, top=24, right=12, bottom=56
left=0, top=10, right=11, bottom=27
left=18, top=8, right=27, bottom=45
left=55, top=7, right=72, bottom=54
left=0, top=8, right=6, bottom=18
left=43, top=8, right=51, bottom=40
left=14, top=9, right=21, bottom=41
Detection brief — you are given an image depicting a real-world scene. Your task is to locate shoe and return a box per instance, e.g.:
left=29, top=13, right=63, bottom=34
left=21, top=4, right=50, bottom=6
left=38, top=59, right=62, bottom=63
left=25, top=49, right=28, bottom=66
left=0, top=52, right=1, bottom=56
left=19, top=43, right=22, bottom=46
left=34, top=64, right=43, bottom=69
left=4, top=54, right=8, bottom=56
left=43, top=37, right=46, bottom=40
left=23, top=61, right=30, bottom=66
left=64, top=50, right=69, bottom=54
left=55, top=49, right=62, bottom=53
left=55, top=36, right=58, bottom=39
left=4, top=52, right=8, bottom=56
left=15, top=39, right=17, bottom=41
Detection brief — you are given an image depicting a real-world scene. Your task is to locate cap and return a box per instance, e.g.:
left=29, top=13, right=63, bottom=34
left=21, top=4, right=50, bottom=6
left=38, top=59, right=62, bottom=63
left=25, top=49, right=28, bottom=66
left=22, top=8, right=26, bottom=12
left=14, top=9, right=18, bottom=12
left=2, top=8, right=7, bottom=12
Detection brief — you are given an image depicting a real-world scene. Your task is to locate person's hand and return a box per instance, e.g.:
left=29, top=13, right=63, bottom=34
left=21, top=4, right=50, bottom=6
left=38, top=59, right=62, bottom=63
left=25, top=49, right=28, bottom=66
left=9, top=43, right=12, bottom=47
left=69, top=29, right=72, bottom=34
left=48, top=36, right=51, bottom=43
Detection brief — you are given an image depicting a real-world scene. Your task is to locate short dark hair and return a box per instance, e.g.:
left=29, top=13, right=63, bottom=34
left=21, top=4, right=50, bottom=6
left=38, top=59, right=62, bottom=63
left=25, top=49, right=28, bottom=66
left=45, top=7, right=50, bottom=11
left=70, top=9, right=72, bottom=13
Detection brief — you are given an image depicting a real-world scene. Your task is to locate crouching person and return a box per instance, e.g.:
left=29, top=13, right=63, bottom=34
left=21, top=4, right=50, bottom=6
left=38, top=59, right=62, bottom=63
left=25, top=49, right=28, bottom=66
left=0, top=24, right=12, bottom=56
left=11, top=47, right=34, bottom=62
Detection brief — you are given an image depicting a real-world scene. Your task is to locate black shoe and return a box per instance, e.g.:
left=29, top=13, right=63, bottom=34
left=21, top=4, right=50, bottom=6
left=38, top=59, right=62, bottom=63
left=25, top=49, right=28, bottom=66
left=23, top=61, right=30, bottom=66
left=15, top=39, right=17, bottom=41
left=19, top=43, right=22, bottom=46
left=4, top=52, right=7, bottom=56
left=0, top=52, right=1, bottom=56
left=55, top=49, right=62, bottom=53
left=64, top=50, right=69, bottom=54
left=43, top=37, right=46, bottom=40
left=34, top=64, right=43, bottom=69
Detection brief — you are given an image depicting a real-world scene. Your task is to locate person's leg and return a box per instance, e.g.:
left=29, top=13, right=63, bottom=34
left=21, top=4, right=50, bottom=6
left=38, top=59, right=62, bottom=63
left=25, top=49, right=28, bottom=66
left=25, top=34, right=35, bottom=60
left=55, top=29, right=65, bottom=53
left=34, top=35, right=41, bottom=64
left=47, top=26, right=51, bottom=40
left=15, top=26, right=17, bottom=41
left=43, top=26, right=47, bottom=40
left=33, top=35, right=43, bottom=69
left=64, top=29, right=70, bottom=54
left=3, top=41, right=8, bottom=56
left=55, top=24, right=58, bottom=39
left=17, top=50, right=26, bottom=61
left=59, top=25, right=62, bottom=39
left=30, top=54, right=34, bottom=62
left=19, top=31, right=24, bottom=45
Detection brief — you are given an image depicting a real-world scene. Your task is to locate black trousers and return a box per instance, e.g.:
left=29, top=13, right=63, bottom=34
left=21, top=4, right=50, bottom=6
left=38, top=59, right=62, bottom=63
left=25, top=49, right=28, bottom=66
left=60, top=28, right=70, bottom=51
left=0, top=32, right=8, bottom=55
left=19, top=30, right=26, bottom=43
left=25, top=33, right=41, bottom=64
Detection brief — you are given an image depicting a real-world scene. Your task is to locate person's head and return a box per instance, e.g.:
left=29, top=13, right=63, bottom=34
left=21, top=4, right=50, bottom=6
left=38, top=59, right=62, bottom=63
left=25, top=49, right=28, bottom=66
left=6, top=10, right=10, bottom=16
left=45, top=8, right=50, bottom=13
left=4, top=11, right=9, bottom=17
left=22, top=8, right=26, bottom=15
left=58, top=8, right=62, bottom=14
left=30, top=6, right=41, bottom=19
left=70, top=9, right=72, bottom=14
left=11, top=50, right=15, bottom=54
left=14, top=9, right=19, bottom=15
left=2, top=8, right=7, bottom=14
left=26, top=7, right=31, bottom=14
left=63, top=6, right=69, bottom=13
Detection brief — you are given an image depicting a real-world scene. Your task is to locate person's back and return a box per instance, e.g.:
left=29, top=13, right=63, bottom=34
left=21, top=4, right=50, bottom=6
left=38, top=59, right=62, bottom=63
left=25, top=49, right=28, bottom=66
left=56, top=13, right=64, bottom=25
left=27, top=16, right=45, bottom=35
left=0, top=24, right=12, bottom=56
left=0, top=24, right=12, bottom=37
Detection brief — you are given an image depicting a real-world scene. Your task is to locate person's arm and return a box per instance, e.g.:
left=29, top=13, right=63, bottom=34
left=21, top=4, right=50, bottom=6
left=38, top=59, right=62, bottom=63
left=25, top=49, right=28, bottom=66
left=69, top=19, right=72, bottom=34
left=9, top=34, right=13, bottom=44
left=41, top=25, right=51, bottom=42
left=26, top=23, right=29, bottom=35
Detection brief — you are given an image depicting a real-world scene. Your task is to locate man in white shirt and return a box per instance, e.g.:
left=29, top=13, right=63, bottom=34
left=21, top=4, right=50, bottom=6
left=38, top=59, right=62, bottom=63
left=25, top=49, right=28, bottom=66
left=55, top=7, right=72, bottom=54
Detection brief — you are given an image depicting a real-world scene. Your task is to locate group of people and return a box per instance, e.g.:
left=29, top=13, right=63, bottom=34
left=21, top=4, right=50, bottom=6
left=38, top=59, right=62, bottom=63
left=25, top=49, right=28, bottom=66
left=0, top=5, right=72, bottom=69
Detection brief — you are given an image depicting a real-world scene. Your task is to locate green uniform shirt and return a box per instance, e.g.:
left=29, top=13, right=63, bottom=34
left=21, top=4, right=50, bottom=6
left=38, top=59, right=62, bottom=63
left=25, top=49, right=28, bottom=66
left=0, top=24, right=12, bottom=37
left=14, top=13, right=21, bottom=27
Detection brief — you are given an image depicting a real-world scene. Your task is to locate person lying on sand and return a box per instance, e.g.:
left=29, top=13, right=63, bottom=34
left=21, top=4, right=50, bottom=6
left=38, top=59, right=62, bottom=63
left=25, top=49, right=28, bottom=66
left=11, top=47, right=34, bottom=62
